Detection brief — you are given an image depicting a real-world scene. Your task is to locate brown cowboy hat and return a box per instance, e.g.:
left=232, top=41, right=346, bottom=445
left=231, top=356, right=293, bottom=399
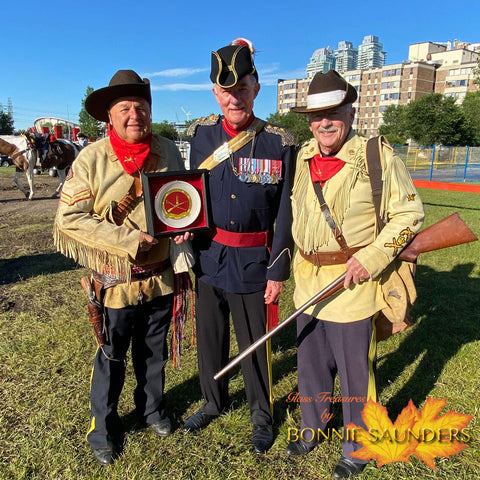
left=85, top=69, right=151, bottom=122
left=291, top=70, right=357, bottom=114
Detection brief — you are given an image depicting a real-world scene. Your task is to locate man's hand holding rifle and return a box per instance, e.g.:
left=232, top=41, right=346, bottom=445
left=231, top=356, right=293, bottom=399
left=214, top=212, right=477, bottom=381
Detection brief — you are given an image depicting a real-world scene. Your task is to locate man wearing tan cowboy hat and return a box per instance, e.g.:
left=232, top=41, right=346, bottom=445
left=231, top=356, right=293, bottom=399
left=182, top=38, right=295, bottom=454
left=286, top=70, right=424, bottom=478
left=54, top=69, right=189, bottom=465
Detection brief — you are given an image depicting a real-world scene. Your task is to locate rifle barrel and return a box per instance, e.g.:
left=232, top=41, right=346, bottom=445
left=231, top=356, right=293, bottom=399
left=213, top=272, right=346, bottom=381
left=213, top=212, right=478, bottom=381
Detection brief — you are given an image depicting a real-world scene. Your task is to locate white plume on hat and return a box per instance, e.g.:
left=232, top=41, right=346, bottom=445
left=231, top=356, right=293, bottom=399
left=230, top=37, right=255, bottom=55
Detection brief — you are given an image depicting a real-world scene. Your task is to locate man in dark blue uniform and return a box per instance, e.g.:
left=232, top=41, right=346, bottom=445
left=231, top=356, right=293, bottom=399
left=183, top=38, right=295, bottom=454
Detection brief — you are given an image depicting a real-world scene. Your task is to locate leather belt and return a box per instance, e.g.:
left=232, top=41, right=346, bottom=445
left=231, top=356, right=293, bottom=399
left=130, top=259, right=172, bottom=280
left=212, top=227, right=273, bottom=248
left=93, top=259, right=172, bottom=287
left=299, top=247, right=363, bottom=266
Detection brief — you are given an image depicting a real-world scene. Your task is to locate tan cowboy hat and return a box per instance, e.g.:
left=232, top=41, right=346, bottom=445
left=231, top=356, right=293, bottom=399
left=85, top=70, right=151, bottom=122
left=291, top=69, right=357, bottom=113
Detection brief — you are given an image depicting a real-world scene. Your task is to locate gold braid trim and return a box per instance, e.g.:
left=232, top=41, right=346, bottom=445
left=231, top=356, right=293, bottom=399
left=53, top=225, right=133, bottom=283
left=264, top=124, right=296, bottom=147
left=186, top=114, right=220, bottom=137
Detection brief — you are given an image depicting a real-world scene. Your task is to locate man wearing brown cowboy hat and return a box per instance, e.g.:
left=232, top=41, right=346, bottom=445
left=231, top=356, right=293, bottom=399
left=182, top=38, right=295, bottom=454
left=54, top=69, right=189, bottom=465
left=286, top=70, right=424, bottom=478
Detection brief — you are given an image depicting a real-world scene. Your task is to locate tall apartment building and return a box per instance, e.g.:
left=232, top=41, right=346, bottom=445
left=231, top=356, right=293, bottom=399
left=358, top=35, right=386, bottom=70
left=334, top=41, right=358, bottom=74
left=277, top=78, right=310, bottom=113
left=306, top=47, right=336, bottom=78
left=277, top=40, right=478, bottom=138
left=353, top=62, right=436, bottom=137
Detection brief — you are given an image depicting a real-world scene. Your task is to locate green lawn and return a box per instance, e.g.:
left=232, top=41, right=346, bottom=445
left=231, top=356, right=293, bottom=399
left=0, top=187, right=479, bottom=479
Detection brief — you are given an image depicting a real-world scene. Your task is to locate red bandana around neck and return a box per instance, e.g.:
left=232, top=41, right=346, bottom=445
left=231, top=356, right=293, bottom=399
left=309, top=154, right=346, bottom=186
left=222, top=114, right=255, bottom=137
left=109, top=128, right=152, bottom=176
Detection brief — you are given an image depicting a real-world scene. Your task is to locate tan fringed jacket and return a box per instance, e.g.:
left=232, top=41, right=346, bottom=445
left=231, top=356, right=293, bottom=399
left=54, top=135, right=184, bottom=308
left=291, top=131, right=425, bottom=322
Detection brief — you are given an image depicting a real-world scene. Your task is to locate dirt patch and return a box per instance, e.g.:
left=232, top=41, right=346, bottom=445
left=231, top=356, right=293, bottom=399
left=0, top=174, right=61, bottom=218
left=0, top=173, right=80, bottom=312
left=0, top=173, right=62, bottom=265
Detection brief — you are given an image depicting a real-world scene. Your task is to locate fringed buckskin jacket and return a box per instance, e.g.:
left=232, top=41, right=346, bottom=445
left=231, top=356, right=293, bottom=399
left=54, top=135, right=184, bottom=308
left=291, top=131, right=425, bottom=322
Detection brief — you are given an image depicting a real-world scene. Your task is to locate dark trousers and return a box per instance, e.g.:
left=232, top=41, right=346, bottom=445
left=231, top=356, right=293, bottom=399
left=296, top=313, right=375, bottom=462
left=195, top=280, right=272, bottom=425
left=87, top=294, right=173, bottom=450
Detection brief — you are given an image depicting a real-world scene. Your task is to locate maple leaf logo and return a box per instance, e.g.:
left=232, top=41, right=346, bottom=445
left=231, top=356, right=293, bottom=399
left=346, top=397, right=473, bottom=470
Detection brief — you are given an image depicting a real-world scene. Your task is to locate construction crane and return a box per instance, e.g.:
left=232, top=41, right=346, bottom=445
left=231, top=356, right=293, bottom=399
left=181, top=107, right=192, bottom=121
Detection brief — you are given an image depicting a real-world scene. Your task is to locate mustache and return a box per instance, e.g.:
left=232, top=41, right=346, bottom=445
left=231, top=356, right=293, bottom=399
left=315, top=126, right=339, bottom=133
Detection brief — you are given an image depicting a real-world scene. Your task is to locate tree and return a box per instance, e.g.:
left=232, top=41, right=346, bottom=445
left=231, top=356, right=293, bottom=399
left=461, top=90, right=480, bottom=146
left=266, top=111, right=311, bottom=144
left=405, top=93, right=469, bottom=146
left=0, top=111, right=14, bottom=134
left=378, top=104, right=408, bottom=145
left=473, top=58, right=480, bottom=86
left=78, top=86, right=106, bottom=140
left=181, top=119, right=196, bottom=141
left=151, top=121, right=178, bottom=141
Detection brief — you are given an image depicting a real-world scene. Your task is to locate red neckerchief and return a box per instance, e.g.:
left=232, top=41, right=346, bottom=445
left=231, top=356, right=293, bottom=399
left=309, top=154, right=346, bottom=186
left=222, top=114, right=255, bottom=137
left=108, top=128, right=152, bottom=176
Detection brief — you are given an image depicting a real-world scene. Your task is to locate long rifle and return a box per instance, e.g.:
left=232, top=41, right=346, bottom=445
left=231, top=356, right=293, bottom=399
left=213, top=213, right=477, bottom=381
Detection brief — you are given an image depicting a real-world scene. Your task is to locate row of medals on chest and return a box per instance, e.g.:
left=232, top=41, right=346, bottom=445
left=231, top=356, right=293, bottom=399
left=229, top=154, right=280, bottom=184
left=214, top=132, right=281, bottom=185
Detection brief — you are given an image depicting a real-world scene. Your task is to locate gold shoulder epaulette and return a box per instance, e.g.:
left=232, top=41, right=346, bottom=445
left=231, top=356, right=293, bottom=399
left=264, top=123, right=297, bottom=147
left=186, top=114, right=220, bottom=137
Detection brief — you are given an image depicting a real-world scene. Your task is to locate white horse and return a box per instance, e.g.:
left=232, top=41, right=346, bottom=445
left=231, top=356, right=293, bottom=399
left=0, top=135, right=36, bottom=199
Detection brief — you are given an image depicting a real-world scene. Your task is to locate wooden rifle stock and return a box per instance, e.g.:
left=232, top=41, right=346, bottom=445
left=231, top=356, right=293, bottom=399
left=398, top=213, right=477, bottom=262
left=213, top=213, right=477, bottom=381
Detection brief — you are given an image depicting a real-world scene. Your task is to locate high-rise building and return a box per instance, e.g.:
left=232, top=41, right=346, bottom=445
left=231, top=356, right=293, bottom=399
left=277, top=40, right=479, bottom=137
left=358, top=35, right=386, bottom=70
left=276, top=78, right=310, bottom=114
left=334, top=41, right=358, bottom=74
left=306, top=47, right=336, bottom=78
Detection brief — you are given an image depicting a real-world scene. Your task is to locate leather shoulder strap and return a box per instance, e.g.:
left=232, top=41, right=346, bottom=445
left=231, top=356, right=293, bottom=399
left=311, top=180, right=350, bottom=252
left=111, top=177, right=142, bottom=226
left=366, top=136, right=385, bottom=231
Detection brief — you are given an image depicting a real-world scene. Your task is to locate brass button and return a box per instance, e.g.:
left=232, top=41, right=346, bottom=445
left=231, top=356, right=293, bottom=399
left=231, top=194, right=236, bottom=199
left=230, top=220, right=235, bottom=225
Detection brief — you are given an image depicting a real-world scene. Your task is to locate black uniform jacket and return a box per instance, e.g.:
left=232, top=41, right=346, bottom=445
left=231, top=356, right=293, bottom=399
left=190, top=116, right=295, bottom=294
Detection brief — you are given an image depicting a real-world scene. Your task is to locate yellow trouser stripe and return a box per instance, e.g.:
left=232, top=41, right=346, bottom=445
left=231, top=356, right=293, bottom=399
left=86, top=348, right=98, bottom=440
left=367, top=314, right=379, bottom=401
left=266, top=337, right=274, bottom=414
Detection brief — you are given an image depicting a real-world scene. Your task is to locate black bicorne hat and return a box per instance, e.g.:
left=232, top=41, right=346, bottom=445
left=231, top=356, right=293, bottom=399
left=210, top=39, right=258, bottom=88
left=85, top=69, right=151, bottom=122
left=291, top=69, right=357, bottom=113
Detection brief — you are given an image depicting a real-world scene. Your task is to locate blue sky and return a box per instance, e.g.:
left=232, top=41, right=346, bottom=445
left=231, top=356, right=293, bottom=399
left=2, top=0, right=479, bottom=131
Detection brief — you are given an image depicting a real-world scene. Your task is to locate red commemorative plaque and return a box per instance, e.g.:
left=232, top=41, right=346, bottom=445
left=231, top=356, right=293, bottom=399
left=141, top=169, right=211, bottom=237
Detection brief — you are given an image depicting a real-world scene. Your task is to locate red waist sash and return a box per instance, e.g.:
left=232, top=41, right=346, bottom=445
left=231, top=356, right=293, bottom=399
left=212, top=227, right=273, bottom=248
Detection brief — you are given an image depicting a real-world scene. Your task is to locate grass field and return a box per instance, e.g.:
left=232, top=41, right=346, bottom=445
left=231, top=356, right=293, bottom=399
left=0, top=186, right=479, bottom=479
